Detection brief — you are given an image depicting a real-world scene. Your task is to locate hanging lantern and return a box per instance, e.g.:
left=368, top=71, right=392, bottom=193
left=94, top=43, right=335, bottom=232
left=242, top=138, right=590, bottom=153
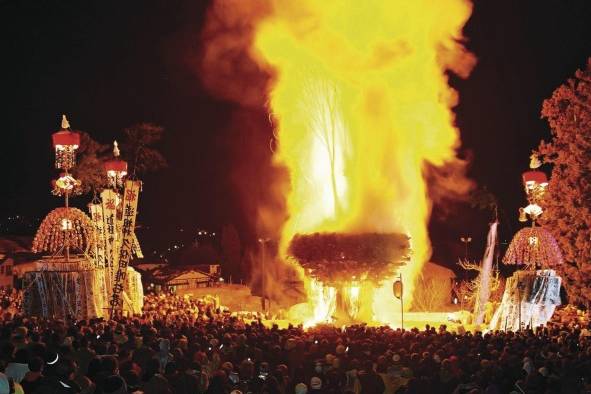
left=520, top=168, right=548, bottom=223
left=52, top=115, right=80, bottom=170
left=104, top=141, right=128, bottom=188
left=522, top=170, right=548, bottom=190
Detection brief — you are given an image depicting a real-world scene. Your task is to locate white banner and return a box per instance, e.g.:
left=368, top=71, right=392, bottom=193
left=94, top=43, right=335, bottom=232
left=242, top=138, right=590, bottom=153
left=88, top=203, right=106, bottom=269
left=101, top=189, right=118, bottom=288
left=110, top=180, right=141, bottom=313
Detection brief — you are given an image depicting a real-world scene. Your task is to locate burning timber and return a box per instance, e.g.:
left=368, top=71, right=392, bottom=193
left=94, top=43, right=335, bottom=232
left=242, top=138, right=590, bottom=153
left=288, top=232, right=410, bottom=324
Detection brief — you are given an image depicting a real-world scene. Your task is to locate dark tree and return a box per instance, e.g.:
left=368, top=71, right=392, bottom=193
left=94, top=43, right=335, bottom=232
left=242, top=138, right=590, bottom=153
left=538, top=59, right=591, bottom=306
left=122, top=123, right=168, bottom=177
left=72, top=132, right=109, bottom=195
left=73, top=124, right=167, bottom=195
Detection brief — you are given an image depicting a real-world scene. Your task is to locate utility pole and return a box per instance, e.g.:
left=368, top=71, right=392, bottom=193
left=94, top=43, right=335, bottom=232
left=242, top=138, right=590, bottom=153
left=258, top=238, right=271, bottom=313
left=393, top=274, right=403, bottom=330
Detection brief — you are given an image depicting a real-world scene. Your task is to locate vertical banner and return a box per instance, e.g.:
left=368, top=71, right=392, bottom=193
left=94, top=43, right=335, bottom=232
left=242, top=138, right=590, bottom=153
left=132, top=233, right=144, bottom=259
left=109, top=180, right=141, bottom=315
left=101, top=189, right=118, bottom=289
left=88, top=203, right=106, bottom=269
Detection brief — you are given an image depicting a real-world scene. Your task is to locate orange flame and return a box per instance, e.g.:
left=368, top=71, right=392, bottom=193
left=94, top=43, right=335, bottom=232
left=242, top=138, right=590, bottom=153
left=250, top=0, right=475, bottom=326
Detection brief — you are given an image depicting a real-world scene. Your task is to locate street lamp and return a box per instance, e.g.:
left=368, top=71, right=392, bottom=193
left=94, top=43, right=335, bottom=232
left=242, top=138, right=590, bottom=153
left=460, top=236, right=472, bottom=260
left=258, top=238, right=271, bottom=313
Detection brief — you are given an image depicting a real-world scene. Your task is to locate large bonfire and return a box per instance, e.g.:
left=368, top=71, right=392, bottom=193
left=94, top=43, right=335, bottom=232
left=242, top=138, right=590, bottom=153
left=288, top=232, right=410, bottom=324
left=201, top=0, right=477, bottom=323
left=246, top=0, right=476, bottom=327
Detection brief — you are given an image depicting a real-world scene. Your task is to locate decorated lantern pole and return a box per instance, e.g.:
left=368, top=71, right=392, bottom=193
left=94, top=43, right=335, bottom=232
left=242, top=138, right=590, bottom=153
left=503, top=154, right=563, bottom=271
left=51, top=115, right=81, bottom=261
left=102, top=141, right=129, bottom=306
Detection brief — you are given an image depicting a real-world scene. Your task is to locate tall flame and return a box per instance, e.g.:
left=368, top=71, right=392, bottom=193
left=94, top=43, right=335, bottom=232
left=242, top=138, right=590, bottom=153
left=250, top=0, right=475, bottom=325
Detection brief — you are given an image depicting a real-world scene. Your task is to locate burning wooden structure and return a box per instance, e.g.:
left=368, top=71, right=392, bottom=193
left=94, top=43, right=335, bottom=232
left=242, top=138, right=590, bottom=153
left=288, top=232, right=410, bottom=323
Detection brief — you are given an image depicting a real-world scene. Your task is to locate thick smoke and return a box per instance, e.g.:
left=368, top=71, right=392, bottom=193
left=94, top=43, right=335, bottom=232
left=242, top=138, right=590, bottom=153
left=200, top=0, right=271, bottom=108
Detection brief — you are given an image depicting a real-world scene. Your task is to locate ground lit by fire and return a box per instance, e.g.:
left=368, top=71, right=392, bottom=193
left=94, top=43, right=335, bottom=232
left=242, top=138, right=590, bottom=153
left=248, top=0, right=476, bottom=327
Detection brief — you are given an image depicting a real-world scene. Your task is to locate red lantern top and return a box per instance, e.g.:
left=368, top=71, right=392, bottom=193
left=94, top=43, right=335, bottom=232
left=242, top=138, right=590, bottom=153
left=104, top=159, right=128, bottom=174
left=522, top=170, right=548, bottom=186
left=52, top=130, right=80, bottom=149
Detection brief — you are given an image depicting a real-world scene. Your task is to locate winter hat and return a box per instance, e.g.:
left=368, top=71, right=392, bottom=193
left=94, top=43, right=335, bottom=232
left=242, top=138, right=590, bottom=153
left=310, top=376, right=322, bottom=389
left=295, top=383, right=308, bottom=394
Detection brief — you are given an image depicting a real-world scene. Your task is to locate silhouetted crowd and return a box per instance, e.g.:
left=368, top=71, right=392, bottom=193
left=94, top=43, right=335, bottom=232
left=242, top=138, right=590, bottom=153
left=0, top=290, right=590, bottom=394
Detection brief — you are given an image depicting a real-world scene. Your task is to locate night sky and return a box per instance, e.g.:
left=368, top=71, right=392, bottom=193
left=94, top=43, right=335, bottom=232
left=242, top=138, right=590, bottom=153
left=2, top=0, right=591, bottom=269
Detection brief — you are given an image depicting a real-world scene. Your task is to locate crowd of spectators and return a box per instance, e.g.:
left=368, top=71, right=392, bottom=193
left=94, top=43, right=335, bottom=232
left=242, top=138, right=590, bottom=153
left=0, top=289, right=589, bottom=394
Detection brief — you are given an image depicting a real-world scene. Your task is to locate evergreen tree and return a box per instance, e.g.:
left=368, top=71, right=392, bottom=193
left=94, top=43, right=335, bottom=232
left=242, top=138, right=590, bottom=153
left=538, top=59, right=591, bottom=306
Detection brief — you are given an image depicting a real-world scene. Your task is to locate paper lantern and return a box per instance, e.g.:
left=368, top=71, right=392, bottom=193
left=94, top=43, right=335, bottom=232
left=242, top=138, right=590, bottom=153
left=522, top=170, right=548, bottom=190
left=52, top=115, right=80, bottom=170
left=104, top=141, right=128, bottom=188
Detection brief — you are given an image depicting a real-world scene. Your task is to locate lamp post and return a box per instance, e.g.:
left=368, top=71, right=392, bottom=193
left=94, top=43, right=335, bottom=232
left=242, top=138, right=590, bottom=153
left=258, top=238, right=271, bottom=313
left=460, top=236, right=472, bottom=260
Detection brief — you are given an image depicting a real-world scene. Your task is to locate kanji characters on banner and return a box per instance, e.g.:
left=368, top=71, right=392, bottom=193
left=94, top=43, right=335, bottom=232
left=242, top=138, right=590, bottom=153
left=109, top=180, right=141, bottom=315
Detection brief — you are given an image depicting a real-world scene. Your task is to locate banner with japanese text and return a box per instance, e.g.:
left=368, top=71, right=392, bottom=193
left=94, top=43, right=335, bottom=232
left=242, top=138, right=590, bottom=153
left=88, top=203, right=106, bottom=269
left=101, top=189, right=118, bottom=284
left=110, top=180, right=141, bottom=312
